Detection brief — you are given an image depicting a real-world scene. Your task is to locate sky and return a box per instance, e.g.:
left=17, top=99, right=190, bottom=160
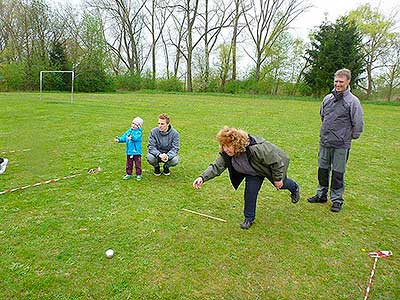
left=290, top=0, right=399, bottom=38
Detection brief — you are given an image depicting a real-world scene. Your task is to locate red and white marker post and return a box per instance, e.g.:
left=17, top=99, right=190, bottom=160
left=364, top=250, right=392, bottom=300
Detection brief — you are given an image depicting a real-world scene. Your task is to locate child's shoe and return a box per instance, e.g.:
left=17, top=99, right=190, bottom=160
left=123, top=174, right=132, bottom=180
left=136, top=175, right=142, bottom=181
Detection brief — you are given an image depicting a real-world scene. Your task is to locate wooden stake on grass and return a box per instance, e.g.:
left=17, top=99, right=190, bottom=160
left=182, top=208, right=227, bottom=222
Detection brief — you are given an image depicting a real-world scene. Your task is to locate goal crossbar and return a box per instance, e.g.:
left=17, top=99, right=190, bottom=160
left=40, top=71, right=75, bottom=104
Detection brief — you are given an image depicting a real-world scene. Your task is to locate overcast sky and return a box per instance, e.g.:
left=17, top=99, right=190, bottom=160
left=291, top=0, right=399, bottom=38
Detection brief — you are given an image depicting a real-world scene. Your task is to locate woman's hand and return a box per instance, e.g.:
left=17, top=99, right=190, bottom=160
left=193, top=177, right=204, bottom=189
left=274, top=180, right=283, bottom=190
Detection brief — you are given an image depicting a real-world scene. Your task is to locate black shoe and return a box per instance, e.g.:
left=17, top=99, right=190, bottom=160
left=154, top=166, right=161, bottom=176
left=240, top=219, right=254, bottom=229
left=291, top=187, right=300, bottom=203
left=163, top=166, right=170, bottom=176
left=307, top=195, right=327, bottom=203
left=331, top=202, right=343, bottom=212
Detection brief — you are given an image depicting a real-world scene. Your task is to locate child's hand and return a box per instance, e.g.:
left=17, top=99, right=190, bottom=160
left=127, top=135, right=132, bottom=140
left=114, top=137, right=119, bottom=142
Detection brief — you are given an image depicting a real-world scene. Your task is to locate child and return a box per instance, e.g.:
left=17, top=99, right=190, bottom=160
left=0, top=157, right=8, bottom=174
left=114, top=117, right=143, bottom=181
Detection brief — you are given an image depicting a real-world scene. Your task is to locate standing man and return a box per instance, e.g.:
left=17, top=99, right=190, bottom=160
left=147, top=113, right=180, bottom=176
left=308, top=69, right=364, bottom=212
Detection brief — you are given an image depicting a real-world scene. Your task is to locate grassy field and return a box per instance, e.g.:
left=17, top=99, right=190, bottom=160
left=0, top=92, right=399, bottom=300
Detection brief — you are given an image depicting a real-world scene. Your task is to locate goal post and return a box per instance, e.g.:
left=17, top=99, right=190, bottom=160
left=40, top=70, right=75, bottom=103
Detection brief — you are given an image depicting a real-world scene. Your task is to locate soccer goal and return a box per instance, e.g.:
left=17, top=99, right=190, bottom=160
left=40, top=70, right=75, bottom=104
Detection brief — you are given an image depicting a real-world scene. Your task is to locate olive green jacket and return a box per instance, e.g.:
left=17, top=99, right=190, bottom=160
left=200, top=135, right=290, bottom=190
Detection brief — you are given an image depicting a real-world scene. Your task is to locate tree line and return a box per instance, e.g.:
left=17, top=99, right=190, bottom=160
left=0, top=0, right=399, bottom=100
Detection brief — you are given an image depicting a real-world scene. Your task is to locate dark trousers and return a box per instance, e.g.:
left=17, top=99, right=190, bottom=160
left=126, top=155, right=142, bottom=176
left=244, top=176, right=298, bottom=221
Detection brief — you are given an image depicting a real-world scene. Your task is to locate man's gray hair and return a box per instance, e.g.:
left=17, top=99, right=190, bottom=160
left=335, top=69, right=351, bottom=81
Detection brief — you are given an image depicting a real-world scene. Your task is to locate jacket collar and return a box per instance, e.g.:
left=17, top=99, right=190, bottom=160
left=159, top=124, right=172, bottom=135
left=248, top=135, right=257, bottom=146
left=331, top=87, right=351, bottom=102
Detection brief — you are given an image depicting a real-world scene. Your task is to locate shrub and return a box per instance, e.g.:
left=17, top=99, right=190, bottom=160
left=222, top=80, right=240, bottom=94
left=115, top=74, right=142, bottom=91
left=157, top=77, right=184, bottom=92
left=141, top=72, right=156, bottom=90
left=75, top=70, right=115, bottom=92
left=239, top=79, right=269, bottom=94
left=0, top=63, right=26, bottom=91
left=206, top=77, right=219, bottom=92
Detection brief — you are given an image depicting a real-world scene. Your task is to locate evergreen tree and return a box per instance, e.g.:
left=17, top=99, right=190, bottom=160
left=304, top=17, right=364, bottom=96
left=48, top=41, right=71, bottom=91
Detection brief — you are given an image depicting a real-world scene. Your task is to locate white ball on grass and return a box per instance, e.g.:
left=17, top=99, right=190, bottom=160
left=105, top=249, right=114, bottom=258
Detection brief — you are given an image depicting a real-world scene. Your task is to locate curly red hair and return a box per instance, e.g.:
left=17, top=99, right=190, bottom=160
left=217, top=127, right=249, bottom=154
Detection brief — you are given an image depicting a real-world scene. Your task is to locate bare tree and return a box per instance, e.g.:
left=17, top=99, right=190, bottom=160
left=230, top=0, right=248, bottom=80
left=348, top=4, right=398, bottom=99
left=0, top=0, right=51, bottom=63
left=184, top=0, right=199, bottom=92
left=88, top=0, right=148, bottom=76
left=168, top=10, right=186, bottom=78
left=242, top=0, right=309, bottom=81
left=0, top=0, right=59, bottom=88
left=0, top=0, right=17, bottom=59
left=196, top=0, right=234, bottom=88
left=168, top=0, right=237, bottom=91
left=379, top=34, right=400, bottom=101
left=216, top=43, right=231, bottom=87
left=160, top=30, right=170, bottom=78
left=144, top=0, right=172, bottom=80
left=164, top=0, right=200, bottom=91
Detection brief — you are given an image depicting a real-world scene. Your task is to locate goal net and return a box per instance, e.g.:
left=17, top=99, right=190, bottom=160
left=40, top=71, right=75, bottom=104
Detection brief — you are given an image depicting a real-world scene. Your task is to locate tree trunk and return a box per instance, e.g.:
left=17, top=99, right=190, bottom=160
left=185, top=0, right=199, bottom=92
left=231, top=36, right=237, bottom=81
left=204, top=0, right=209, bottom=89
left=161, top=34, right=170, bottom=79
left=255, top=51, right=261, bottom=81
left=187, top=39, right=193, bottom=92
left=366, top=63, right=372, bottom=99
left=386, top=65, right=395, bottom=101
left=151, top=0, right=156, bottom=81
left=231, top=0, right=240, bottom=81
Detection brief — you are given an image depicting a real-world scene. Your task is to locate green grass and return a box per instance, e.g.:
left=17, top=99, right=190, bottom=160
left=0, top=92, right=399, bottom=300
